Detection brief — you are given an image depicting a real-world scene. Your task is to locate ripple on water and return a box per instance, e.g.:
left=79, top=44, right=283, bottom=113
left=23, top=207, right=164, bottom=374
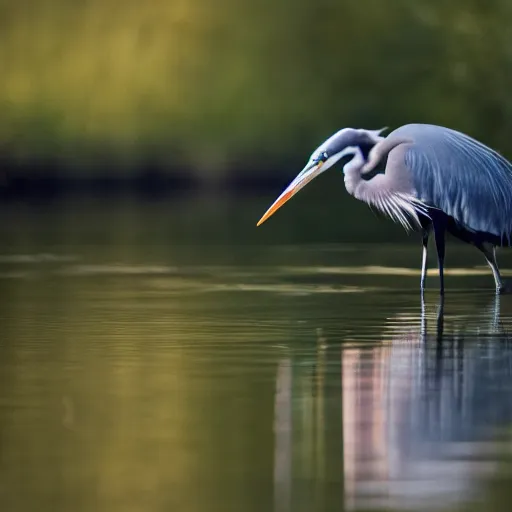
left=3, top=251, right=512, bottom=512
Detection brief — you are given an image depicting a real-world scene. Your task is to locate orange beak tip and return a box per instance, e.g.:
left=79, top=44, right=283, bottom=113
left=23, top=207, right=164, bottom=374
left=256, top=211, right=271, bottom=227
left=256, top=189, right=294, bottom=228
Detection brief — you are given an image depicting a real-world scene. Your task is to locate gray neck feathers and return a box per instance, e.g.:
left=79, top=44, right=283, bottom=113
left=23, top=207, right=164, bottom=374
left=343, top=138, right=429, bottom=231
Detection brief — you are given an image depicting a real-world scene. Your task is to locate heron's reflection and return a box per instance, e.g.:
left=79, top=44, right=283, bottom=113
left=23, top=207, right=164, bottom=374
left=274, top=358, right=292, bottom=512
left=343, top=293, right=512, bottom=510
left=274, top=294, right=512, bottom=512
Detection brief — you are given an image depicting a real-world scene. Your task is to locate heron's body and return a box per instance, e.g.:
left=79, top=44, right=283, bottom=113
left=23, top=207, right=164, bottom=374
left=383, top=124, right=512, bottom=242
left=257, top=123, right=512, bottom=294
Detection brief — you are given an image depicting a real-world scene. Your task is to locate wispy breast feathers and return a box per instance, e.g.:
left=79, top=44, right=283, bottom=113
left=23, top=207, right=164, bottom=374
left=373, top=191, right=430, bottom=232
left=359, top=133, right=429, bottom=231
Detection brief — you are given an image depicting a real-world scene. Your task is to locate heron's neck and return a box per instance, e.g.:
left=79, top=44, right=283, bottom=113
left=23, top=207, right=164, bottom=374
left=343, top=150, right=367, bottom=197
left=344, top=163, right=393, bottom=206
left=342, top=148, right=421, bottom=228
left=343, top=155, right=390, bottom=206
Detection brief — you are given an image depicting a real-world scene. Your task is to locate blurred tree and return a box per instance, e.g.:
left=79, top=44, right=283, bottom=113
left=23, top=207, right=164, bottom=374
left=0, top=0, right=510, bottom=181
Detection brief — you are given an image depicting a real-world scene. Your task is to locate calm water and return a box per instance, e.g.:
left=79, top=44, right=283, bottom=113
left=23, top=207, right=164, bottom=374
left=3, top=197, right=512, bottom=512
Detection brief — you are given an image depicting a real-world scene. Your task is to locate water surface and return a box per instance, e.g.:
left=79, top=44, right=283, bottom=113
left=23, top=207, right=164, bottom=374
left=2, top=198, right=512, bottom=512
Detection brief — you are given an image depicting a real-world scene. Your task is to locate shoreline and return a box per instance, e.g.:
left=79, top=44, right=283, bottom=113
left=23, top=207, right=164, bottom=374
left=0, top=168, right=289, bottom=200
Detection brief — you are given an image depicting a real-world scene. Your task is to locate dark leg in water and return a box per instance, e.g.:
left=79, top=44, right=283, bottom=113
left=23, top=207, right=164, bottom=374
left=433, top=222, right=446, bottom=295
left=476, top=243, right=504, bottom=293
left=420, top=228, right=430, bottom=294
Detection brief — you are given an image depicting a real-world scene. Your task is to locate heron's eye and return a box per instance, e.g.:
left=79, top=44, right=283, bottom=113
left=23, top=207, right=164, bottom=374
left=314, top=152, right=328, bottom=163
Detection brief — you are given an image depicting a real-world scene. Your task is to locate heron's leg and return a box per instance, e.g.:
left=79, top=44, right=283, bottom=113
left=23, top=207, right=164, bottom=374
left=489, top=293, right=500, bottom=332
left=476, top=243, right=503, bottom=293
left=433, top=224, right=446, bottom=295
left=420, top=229, right=430, bottom=294
left=436, top=294, right=445, bottom=341
left=420, top=292, right=427, bottom=337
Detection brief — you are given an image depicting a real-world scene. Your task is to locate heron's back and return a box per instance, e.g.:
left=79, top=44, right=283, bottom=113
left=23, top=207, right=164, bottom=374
left=390, top=124, right=512, bottom=242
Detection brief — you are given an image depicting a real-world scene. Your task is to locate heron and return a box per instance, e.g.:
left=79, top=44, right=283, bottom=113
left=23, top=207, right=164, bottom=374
left=256, top=124, right=512, bottom=295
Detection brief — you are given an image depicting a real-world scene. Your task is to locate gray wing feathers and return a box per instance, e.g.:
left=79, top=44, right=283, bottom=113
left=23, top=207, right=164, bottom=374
left=397, top=124, right=512, bottom=241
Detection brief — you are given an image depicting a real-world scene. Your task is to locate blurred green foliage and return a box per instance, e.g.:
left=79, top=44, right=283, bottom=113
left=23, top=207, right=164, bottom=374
left=0, top=0, right=511, bottom=178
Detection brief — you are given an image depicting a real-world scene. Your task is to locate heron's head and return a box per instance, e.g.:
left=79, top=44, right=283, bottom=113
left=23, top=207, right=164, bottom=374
left=256, top=127, right=387, bottom=226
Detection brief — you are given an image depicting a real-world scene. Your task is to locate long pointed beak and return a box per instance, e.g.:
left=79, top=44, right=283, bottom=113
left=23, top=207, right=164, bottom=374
left=256, top=161, right=324, bottom=226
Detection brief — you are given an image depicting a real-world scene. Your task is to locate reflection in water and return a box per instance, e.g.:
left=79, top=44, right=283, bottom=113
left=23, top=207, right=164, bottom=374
left=273, top=331, right=336, bottom=512
left=342, top=294, right=512, bottom=510
left=273, top=294, right=512, bottom=512
left=4, top=220, right=512, bottom=512
left=274, top=357, right=292, bottom=512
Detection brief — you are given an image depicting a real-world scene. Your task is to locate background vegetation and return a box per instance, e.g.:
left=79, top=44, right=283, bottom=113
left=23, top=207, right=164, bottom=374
left=0, top=0, right=511, bottom=185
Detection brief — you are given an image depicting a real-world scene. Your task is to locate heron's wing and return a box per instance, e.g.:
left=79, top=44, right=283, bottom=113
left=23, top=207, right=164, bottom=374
left=402, top=125, right=512, bottom=241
